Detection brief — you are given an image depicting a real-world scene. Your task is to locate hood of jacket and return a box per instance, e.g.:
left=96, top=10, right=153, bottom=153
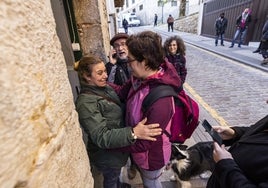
left=131, top=59, right=181, bottom=91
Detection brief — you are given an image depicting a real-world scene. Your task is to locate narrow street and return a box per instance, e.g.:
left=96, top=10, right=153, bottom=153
left=119, top=25, right=268, bottom=188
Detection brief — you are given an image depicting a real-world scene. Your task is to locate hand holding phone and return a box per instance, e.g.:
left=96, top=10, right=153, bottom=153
left=202, top=119, right=222, bottom=145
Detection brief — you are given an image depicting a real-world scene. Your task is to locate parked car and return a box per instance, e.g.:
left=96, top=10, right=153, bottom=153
left=121, top=12, right=141, bottom=27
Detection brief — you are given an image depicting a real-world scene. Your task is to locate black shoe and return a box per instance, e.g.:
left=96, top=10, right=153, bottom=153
left=253, top=49, right=260, bottom=53
left=221, top=44, right=224, bottom=46
left=229, top=45, right=233, bottom=48
left=238, top=45, right=241, bottom=48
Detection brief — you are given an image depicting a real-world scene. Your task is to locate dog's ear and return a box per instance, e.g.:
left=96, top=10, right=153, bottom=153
left=172, top=143, right=188, bottom=150
left=178, top=144, right=188, bottom=150
left=171, top=144, right=187, bottom=160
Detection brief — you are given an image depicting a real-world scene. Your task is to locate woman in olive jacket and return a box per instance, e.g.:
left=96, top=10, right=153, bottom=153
left=75, top=55, right=161, bottom=188
left=207, top=115, right=268, bottom=188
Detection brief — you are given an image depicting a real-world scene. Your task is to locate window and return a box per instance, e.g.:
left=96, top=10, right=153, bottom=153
left=132, top=8, right=136, bottom=13
left=126, top=0, right=129, bottom=7
left=171, top=0, right=177, bottom=6
left=139, top=4, right=143, bottom=11
left=132, top=0, right=135, bottom=4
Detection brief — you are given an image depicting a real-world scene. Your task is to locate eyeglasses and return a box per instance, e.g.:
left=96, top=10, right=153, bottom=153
left=113, top=42, right=126, bottom=49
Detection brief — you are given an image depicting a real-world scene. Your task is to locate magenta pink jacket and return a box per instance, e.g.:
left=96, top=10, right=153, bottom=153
left=111, top=60, right=181, bottom=170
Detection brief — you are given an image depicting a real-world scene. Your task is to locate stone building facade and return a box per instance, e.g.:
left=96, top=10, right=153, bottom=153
left=174, top=13, right=199, bottom=34
left=0, top=1, right=93, bottom=187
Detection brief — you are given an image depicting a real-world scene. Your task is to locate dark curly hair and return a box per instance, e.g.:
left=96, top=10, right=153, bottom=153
left=164, top=35, right=186, bottom=56
left=126, top=31, right=164, bottom=70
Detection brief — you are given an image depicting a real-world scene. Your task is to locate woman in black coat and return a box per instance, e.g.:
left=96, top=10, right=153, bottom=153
left=207, top=115, right=268, bottom=188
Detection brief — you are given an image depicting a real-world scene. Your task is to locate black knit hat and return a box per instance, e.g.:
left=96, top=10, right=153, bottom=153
left=110, top=33, right=129, bottom=46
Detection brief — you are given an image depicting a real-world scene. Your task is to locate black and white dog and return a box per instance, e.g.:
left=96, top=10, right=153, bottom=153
left=168, top=141, right=215, bottom=187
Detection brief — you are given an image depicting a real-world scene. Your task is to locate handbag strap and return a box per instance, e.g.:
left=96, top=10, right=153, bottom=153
left=82, top=90, right=121, bottom=107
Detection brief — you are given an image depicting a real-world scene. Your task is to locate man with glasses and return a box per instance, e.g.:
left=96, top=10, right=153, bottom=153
left=107, top=33, right=138, bottom=182
left=106, top=33, right=130, bottom=85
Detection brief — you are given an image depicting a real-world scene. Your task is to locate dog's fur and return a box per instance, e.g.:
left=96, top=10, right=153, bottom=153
left=170, top=141, right=215, bottom=182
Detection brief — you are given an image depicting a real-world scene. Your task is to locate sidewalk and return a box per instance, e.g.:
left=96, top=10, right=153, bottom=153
left=154, top=24, right=268, bottom=73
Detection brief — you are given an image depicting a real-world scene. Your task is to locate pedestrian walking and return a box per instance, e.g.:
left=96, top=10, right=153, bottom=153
left=229, top=8, right=252, bottom=48
left=122, top=18, right=128, bottom=34
left=154, top=14, right=158, bottom=26
left=167, top=14, right=174, bottom=32
left=215, top=12, right=228, bottom=46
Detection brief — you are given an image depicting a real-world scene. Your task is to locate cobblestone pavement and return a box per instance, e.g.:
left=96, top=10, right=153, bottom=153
left=119, top=25, right=268, bottom=187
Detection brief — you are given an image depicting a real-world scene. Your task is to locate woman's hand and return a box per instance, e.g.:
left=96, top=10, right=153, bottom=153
left=213, top=126, right=235, bottom=140
left=133, top=118, right=162, bottom=141
left=213, top=142, right=233, bottom=163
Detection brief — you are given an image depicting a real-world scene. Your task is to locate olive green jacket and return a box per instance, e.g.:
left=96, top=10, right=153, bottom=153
left=75, top=84, right=135, bottom=168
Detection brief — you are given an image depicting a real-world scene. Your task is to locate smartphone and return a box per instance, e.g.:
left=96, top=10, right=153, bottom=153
left=112, top=53, right=117, bottom=59
left=202, top=119, right=222, bottom=145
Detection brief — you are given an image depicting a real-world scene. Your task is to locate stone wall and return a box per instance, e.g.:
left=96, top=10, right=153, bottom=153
left=174, top=13, right=199, bottom=34
left=0, top=1, right=92, bottom=187
left=73, top=0, right=111, bottom=62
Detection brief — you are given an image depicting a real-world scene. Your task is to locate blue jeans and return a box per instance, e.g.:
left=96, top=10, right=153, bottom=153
left=231, top=28, right=247, bottom=46
left=140, top=167, right=164, bottom=188
left=215, top=33, right=224, bottom=45
left=90, top=164, right=121, bottom=188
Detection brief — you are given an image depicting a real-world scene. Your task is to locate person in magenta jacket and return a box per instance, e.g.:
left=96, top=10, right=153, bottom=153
left=111, top=31, right=181, bottom=187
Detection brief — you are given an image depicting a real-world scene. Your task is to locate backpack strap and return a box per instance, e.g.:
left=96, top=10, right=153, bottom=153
left=142, top=85, right=182, bottom=113
left=142, top=85, right=183, bottom=141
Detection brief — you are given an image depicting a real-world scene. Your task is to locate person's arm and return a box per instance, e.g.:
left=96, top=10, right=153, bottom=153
left=213, top=142, right=265, bottom=188
left=213, top=125, right=248, bottom=146
left=113, top=96, right=174, bottom=153
left=109, top=80, right=132, bottom=103
left=179, top=55, right=187, bottom=83
left=106, top=50, right=117, bottom=83
left=76, top=95, right=161, bottom=149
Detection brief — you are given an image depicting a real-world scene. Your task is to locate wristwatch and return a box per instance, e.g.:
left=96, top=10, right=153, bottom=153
left=131, top=128, right=138, bottom=140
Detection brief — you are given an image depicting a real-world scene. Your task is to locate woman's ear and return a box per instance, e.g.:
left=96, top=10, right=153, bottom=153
left=83, top=73, right=91, bottom=82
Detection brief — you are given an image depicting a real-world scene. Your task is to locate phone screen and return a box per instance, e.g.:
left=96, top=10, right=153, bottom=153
left=202, top=119, right=222, bottom=145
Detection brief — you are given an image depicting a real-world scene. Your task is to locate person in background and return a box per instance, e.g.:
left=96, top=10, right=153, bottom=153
left=106, top=33, right=130, bottom=86
left=164, top=35, right=187, bottom=84
left=167, top=14, right=174, bottom=32
left=154, top=13, right=158, bottom=26
left=122, top=18, right=129, bottom=34
left=259, top=15, right=268, bottom=65
left=75, top=55, right=162, bottom=188
left=111, top=31, right=181, bottom=188
left=215, top=12, right=228, bottom=46
left=207, top=115, right=268, bottom=188
left=229, top=8, right=251, bottom=48
left=106, top=32, right=139, bottom=180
